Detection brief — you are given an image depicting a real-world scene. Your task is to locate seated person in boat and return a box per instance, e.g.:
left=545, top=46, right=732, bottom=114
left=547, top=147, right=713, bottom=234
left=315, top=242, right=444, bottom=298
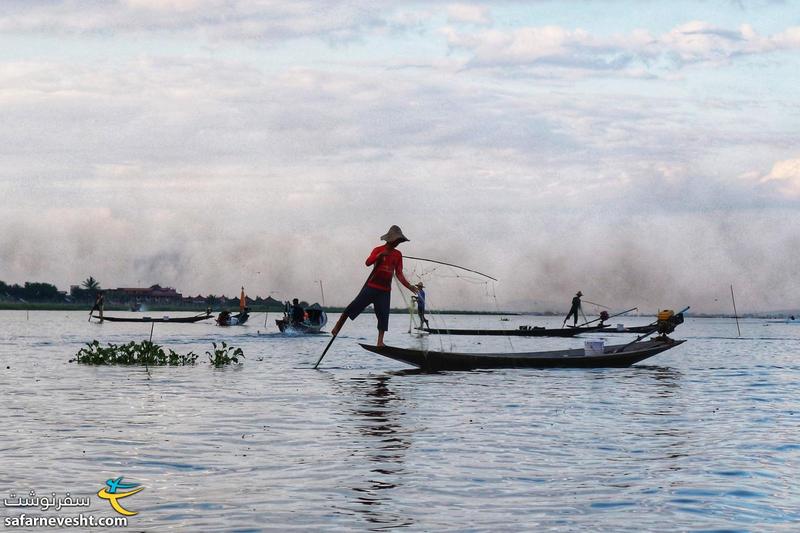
left=291, top=298, right=305, bottom=325
left=217, top=310, right=231, bottom=326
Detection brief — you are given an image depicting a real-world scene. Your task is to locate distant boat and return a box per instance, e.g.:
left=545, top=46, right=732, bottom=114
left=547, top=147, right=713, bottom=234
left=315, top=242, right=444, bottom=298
left=217, top=287, right=251, bottom=326
left=92, top=311, right=212, bottom=323
left=216, top=310, right=250, bottom=326
left=418, top=324, right=608, bottom=337
left=276, top=302, right=327, bottom=334
left=766, top=315, right=798, bottom=324
left=360, top=338, right=686, bottom=371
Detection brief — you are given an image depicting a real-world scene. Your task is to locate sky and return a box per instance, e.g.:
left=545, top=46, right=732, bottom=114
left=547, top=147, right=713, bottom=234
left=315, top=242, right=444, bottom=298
left=1, top=0, right=798, bottom=313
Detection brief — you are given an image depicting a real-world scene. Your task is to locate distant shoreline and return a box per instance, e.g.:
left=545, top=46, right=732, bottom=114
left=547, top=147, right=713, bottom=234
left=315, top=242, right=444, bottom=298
left=0, top=302, right=794, bottom=319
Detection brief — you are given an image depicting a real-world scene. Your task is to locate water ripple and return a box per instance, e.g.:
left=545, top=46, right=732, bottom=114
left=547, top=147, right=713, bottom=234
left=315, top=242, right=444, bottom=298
left=0, top=313, right=798, bottom=530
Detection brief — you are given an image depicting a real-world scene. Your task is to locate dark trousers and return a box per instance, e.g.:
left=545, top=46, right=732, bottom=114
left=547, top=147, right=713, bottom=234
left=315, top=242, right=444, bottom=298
left=565, top=306, right=580, bottom=326
left=344, top=286, right=391, bottom=331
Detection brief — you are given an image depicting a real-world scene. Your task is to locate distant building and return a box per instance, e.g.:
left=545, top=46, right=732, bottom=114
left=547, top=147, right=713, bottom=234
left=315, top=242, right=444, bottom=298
left=106, top=284, right=183, bottom=305
left=182, top=294, right=207, bottom=306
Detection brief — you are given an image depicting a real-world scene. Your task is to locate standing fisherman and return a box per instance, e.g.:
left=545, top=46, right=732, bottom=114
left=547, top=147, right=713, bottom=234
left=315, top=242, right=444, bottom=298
left=330, top=225, right=418, bottom=347
left=562, top=291, right=582, bottom=327
left=412, top=282, right=430, bottom=328
left=91, top=291, right=105, bottom=322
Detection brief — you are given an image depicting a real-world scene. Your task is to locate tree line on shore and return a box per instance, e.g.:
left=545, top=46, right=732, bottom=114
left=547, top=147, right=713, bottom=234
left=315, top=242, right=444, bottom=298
left=1, top=276, right=110, bottom=303
left=0, top=277, right=285, bottom=309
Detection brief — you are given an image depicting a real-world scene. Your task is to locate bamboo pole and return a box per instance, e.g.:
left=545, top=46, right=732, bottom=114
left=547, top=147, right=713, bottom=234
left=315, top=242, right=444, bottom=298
left=731, top=285, right=741, bottom=337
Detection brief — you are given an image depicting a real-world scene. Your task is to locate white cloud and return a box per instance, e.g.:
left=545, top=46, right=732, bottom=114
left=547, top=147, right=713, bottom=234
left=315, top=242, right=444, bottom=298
left=443, top=20, right=800, bottom=74
left=446, top=3, right=492, bottom=26
left=758, top=158, right=800, bottom=198
left=0, top=0, right=390, bottom=43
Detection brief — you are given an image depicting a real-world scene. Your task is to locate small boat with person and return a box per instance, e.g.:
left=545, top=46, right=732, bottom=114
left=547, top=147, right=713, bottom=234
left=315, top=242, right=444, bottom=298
left=419, top=307, right=642, bottom=337
left=217, top=286, right=251, bottom=326
left=276, top=301, right=328, bottom=334
left=216, top=309, right=250, bottom=326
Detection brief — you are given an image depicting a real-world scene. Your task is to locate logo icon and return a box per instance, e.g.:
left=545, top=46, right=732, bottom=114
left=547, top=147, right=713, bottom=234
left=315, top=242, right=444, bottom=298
left=97, top=477, right=144, bottom=516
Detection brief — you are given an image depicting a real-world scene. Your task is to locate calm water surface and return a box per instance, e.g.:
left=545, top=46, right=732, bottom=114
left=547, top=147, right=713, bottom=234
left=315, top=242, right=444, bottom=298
left=1, top=311, right=799, bottom=531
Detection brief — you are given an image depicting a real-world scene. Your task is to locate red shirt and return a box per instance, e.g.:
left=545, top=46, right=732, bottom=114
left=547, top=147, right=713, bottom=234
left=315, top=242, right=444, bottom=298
left=365, top=245, right=410, bottom=292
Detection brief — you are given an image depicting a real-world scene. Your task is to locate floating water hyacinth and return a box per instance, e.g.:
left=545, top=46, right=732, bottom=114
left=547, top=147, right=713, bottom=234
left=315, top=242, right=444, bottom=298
left=207, top=341, right=245, bottom=367
left=71, top=340, right=243, bottom=366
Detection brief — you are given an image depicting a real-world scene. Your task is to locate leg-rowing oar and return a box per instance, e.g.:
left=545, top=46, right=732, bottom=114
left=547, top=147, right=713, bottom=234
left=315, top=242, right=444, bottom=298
left=576, top=307, right=638, bottom=328
left=313, top=332, right=338, bottom=369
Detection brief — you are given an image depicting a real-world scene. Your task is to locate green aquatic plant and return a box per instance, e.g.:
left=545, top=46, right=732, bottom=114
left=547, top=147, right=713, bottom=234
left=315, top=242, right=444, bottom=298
left=73, top=340, right=201, bottom=366
left=207, top=341, right=245, bottom=367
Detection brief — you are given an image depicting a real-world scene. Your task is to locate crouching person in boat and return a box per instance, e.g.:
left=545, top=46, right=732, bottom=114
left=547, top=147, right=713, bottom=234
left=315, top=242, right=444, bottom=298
left=217, top=310, right=231, bottom=326
left=290, top=298, right=305, bottom=326
left=330, top=225, right=418, bottom=347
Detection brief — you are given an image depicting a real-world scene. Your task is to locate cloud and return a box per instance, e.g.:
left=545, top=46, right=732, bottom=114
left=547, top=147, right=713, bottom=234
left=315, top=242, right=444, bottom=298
left=758, top=158, right=800, bottom=198
left=0, top=0, right=391, bottom=43
left=443, top=20, right=800, bottom=74
left=1, top=3, right=799, bottom=313
left=446, top=3, right=492, bottom=26
left=1, top=50, right=798, bottom=312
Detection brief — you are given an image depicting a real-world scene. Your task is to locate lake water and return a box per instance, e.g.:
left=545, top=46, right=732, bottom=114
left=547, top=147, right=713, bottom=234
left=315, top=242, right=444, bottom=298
left=1, top=310, right=798, bottom=531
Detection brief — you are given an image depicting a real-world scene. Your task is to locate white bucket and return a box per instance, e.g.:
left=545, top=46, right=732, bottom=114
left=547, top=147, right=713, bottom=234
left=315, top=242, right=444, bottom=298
left=584, top=339, right=605, bottom=356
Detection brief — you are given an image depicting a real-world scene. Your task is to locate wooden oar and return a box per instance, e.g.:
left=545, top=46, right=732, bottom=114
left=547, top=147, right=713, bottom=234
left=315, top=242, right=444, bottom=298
left=313, top=332, right=338, bottom=369
left=582, top=299, right=611, bottom=309
left=576, top=307, right=638, bottom=328
left=730, top=285, right=741, bottom=337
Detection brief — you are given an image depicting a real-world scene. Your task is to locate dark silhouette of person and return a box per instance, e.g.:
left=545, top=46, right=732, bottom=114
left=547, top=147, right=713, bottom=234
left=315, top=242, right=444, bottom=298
left=91, top=291, right=105, bottom=321
left=563, top=291, right=582, bottom=327
left=412, top=282, right=430, bottom=328
left=291, top=298, right=305, bottom=325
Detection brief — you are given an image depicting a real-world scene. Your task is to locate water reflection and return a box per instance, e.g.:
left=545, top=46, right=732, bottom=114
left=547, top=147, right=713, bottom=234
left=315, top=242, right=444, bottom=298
left=347, top=373, right=414, bottom=529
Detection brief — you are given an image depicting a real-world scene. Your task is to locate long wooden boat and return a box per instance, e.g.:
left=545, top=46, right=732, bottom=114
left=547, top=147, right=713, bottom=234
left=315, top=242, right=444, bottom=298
left=92, top=312, right=212, bottom=323
left=417, top=324, right=608, bottom=337
left=360, top=337, right=685, bottom=371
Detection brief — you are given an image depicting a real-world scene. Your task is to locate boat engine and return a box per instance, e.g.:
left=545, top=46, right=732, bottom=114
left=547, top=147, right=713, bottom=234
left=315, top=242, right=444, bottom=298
left=656, top=310, right=684, bottom=335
